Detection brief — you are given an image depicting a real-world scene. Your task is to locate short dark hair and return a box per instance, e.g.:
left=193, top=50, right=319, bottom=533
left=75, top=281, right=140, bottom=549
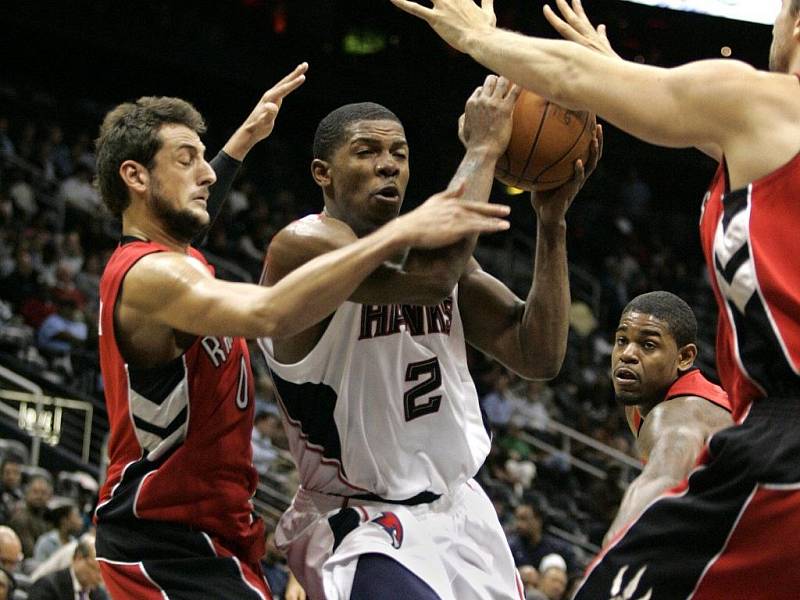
left=73, top=538, right=93, bottom=560
left=95, top=96, right=206, bottom=218
left=313, top=102, right=401, bottom=161
left=621, top=291, right=697, bottom=348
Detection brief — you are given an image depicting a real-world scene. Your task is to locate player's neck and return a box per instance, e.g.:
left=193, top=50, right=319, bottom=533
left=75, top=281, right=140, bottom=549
left=122, top=214, right=190, bottom=253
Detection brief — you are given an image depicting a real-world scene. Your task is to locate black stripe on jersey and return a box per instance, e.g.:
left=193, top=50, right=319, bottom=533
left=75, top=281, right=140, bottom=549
left=328, top=507, right=361, bottom=553
left=717, top=245, right=750, bottom=285
left=96, top=520, right=265, bottom=600
left=95, top=445, right=180, bottom=522
left=721, top=187, right=748, bottom=231
left=132, top=406, right=188, bottom=439
left=269, top=371, right=344, bottom=466
left=728, top=295, right=800, bottom=396
left=129, top=357, right=185, bottom=406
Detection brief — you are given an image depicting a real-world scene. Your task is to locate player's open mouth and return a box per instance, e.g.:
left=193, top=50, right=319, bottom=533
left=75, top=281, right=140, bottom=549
left=373, top=185, right=400, bottom=203
left=614, top=367, right=639, bottom=383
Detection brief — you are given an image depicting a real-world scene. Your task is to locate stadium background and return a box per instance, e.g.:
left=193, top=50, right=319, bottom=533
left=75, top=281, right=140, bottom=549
left=0, top=1, right=773, bottom=597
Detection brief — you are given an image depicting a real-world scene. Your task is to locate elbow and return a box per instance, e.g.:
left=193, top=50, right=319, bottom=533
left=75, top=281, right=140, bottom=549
left=513, top=357, right=564, bottom=382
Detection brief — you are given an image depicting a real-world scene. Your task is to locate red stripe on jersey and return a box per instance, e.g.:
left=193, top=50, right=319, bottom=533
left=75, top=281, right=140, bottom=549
left=97, top=240, right=263, bottom=564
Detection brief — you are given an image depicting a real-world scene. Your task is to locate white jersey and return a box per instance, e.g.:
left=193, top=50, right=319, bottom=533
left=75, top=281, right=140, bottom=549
left=258, top=286, right=491, bottom=500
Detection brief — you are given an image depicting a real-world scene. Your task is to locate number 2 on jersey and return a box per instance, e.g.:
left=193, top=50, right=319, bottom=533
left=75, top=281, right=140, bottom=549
left=404, top=357, right=442, bottom=422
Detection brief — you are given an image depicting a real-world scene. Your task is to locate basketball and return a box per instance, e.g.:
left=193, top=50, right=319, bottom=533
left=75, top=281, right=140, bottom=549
left=495, top=89, right=596, bottom=191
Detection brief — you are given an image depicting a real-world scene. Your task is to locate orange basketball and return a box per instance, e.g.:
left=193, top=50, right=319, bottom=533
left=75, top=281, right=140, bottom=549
left=495, top=89, right=596, bottom=191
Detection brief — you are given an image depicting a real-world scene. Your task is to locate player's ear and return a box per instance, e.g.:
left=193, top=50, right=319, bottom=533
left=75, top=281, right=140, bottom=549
left=311, top=158, right=332, bottom=187
left=677, top=343, right=698, bottom=372
left=119, top=160, right=149, bottom=195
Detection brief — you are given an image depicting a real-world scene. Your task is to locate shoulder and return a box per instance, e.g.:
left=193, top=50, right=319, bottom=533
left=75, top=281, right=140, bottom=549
left=265, top=214, right=357, bottom=283
left=120, top=251, right=213, bottom=308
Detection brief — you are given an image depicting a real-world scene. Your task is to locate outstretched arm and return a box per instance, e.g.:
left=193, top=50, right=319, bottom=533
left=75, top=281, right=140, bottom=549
left=460, top=125, right=601, bottom=379
left=390, top=0, right=799, bottom=161
left=604, top=396, right=732, bottom=545
left=121, top=187, right=510, bottom=340
left=542, top=0, right=722, bottom=160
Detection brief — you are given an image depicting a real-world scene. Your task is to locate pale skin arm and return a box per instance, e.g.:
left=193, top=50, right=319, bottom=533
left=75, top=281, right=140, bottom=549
left=118, top=188, right=510, bottom=339
left=542, top=0, right=721, bottom=160
left=391, top=0, right=800, bottom=187
left=604, top=396, right=732, bottom=545
left=460, top=126, right=602, bottom=379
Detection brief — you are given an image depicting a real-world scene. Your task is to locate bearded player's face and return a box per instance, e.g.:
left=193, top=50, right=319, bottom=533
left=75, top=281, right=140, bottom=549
left=147, top=124, right=216, bottom=243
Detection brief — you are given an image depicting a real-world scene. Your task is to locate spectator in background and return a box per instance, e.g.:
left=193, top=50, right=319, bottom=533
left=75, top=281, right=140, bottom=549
left=519, top=565, right=547, bottom=600
left=0, top=248, right=41, bottom=313
left=0, top=458, right=23, bottom=525
left=27, top=536, right=106, bottom=600
left=536, top=553, right=568, bottom=600
left=480, top=369, right=515, bottom=431
left=36, top=294, right=87, bottom=357
left=58, top=161, right=99, bottom=217
left=33, top=501, right=83, bottom=563
left=9, top=475, right=52, bottom=557
left=47, top=126, right=72, bottom=179
left=0, top=526, right=22, bottom=577
left=251, top=411, right=279, bottom=476
left=507, top=504, right=576, bottom=575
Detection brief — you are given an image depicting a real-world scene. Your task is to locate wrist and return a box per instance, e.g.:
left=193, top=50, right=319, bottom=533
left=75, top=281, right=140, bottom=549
left=463, top=143, right=502, bottom=162
left=222, top=127, right=257, bottom=162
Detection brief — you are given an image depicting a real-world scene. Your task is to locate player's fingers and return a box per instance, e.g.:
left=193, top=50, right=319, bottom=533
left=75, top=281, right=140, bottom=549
left=494, top=76, right=509, bottom=97
left=506, top=83, right=522, bottom=102
left=598, top=24, right=609, bottom=40
left=483, top=74, right=498, bottom=96
left=482, top=0, right=496, bottom=26
left=390, top=0, right=435, bottom=21
left=572, top=159, right=585, bottom=182
left=459, top=201, right=511, bottom=217
left=555, top=0, right=582, bottom=28
left=572, top=0, right=589, bottom=21
left=277, top=62, right=308, bottom=85
left=543, top=6, right=580, bottom=42
left=267, top=74, right=307, bottom=101
left=458, top=113, right=467, bottom=144
left=595, top=123, right=604, bottom=161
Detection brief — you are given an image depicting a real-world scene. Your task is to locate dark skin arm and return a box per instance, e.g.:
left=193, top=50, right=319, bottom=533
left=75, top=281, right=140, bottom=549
left=604, top=395, right=732, bottom=545
left=460, top=125, right=602, bottom=380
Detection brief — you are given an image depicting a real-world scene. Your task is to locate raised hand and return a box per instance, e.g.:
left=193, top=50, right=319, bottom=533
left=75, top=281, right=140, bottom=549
left=458, top=75, right=521, bottom=158
left=532, top=123, right=603, bottom=224
left=389, top=0, right=496, bottom=53
left=223, top=62, right=309, bottom=160
left=544, top=0, right=619, bottom=59
left=393, top=185, right=510, bottom=248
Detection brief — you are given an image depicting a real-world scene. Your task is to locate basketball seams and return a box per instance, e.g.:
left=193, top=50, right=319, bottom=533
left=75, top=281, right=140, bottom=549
left=516, top=100, right=552, bottom=189
left=533, top=110, right=593, bottom=184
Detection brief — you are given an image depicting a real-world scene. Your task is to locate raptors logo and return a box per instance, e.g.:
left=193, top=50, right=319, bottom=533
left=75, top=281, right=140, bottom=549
left=371, top=512, right=404, bottom=549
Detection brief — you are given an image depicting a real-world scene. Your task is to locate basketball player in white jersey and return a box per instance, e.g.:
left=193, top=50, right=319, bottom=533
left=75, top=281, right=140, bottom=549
left=259, top=77, right=602, bottom=599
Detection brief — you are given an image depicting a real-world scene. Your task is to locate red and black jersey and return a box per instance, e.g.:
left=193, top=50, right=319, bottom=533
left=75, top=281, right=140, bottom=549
left=631, top=369, right=731, bottom=436
left=699, top=149, right=800, bottom=421
left=95, top=238, right=263, bottom=564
